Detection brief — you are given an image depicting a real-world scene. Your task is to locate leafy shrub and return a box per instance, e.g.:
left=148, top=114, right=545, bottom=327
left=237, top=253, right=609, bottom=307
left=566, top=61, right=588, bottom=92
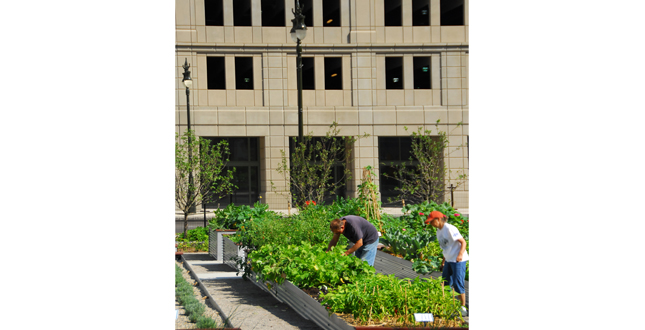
left=322, top=274, right=462, bottom=324
left=249, top=242, right=374, bottom=288
left=379, top=229, right=436, bottom=260
left=231, top=204, right=347, bottom=251
left=401, top=201, right=469, bottom=239
left=196, top=316, right=218, bottom=329
left=209, top=201, right=278, bottom=230
left=176, top=227, right=209, bottom=251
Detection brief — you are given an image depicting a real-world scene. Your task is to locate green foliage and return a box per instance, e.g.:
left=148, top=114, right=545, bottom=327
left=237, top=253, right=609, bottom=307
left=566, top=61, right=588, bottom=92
left=382, top=123, right=467, bottom=205
left=322, top=274, right=462, bottom=324
left=175, top=264, right=221, bottom=328
left=176, top=129, right=236, bottom=235
left=176, top=227, right=209, bottom=251
left=249, top=243, right=375, bottom=288
left=209, top=201, right=277, bottom=230
left=379, top=229, right=436, bottom=260
left=356, top=166, right=383, bottom=231
left=273, top=122, right=367, bottom=207
left=195, top=316, right=218, bottom=329
left=401, top=200, right=469, bottom=239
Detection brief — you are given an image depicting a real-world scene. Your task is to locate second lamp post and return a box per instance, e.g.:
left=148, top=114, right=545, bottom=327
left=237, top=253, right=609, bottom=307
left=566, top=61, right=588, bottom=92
left=290, top=0, right=307, bottom=141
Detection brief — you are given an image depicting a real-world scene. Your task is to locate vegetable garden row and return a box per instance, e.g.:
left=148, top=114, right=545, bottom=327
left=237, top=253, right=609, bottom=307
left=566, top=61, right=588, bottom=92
left=208, top=197, right=470, bottom=328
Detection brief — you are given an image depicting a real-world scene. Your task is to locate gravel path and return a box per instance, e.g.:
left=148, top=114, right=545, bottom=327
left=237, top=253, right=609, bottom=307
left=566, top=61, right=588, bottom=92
left=175, top=260, right=226, bottom=329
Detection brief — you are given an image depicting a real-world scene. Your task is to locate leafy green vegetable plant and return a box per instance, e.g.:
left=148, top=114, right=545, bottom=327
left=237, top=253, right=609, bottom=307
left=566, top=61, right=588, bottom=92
left=379, top=229, right=436, bottom=260
left=249, top=242, right=374, bottom=288
left=322, top=274, right=462, bottom=325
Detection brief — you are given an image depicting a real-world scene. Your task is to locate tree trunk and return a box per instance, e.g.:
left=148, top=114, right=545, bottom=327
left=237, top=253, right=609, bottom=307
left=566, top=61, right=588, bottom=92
left=184, top=212, right=188, bottom=236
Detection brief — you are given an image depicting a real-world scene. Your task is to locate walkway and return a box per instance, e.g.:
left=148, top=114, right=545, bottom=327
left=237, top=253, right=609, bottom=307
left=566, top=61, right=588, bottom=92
left=182, top=253, right=322, bottom=330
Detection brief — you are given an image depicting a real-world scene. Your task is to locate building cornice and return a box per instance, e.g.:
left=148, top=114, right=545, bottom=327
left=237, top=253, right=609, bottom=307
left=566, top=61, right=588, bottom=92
left=175, top=43, right=468, bottom=54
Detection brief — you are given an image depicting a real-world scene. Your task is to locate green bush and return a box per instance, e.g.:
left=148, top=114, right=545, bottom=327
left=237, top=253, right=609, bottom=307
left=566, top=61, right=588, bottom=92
left=209, top=201, right=278, bottom=230
left=196, top=316, right=218, bottom=329
left=176, top=227, right=209, bottom=251
left=175, top=263, right=221, bottom=328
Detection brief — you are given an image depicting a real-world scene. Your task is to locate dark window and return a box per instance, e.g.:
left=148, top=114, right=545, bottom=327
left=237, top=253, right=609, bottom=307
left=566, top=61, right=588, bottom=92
left=289, top=137, right=347, bottom=205
left=233, top=0, right=252, bottom=26
left=385, top=57, right=403, bottom=90
left=384, top=0, right=402, bottom=26
left=413, top=56, right=431, bottom=89
left=301, top=0, right=313, bottom=27
left=204, top=137, right=260, bottom=207
left=412, top=0, right=430, bottom=26
left=205, top=0, right=224, bottom=26
left=323, top=0, right=340, bottom=27
left=378, top=137, right=414, bottom=206
left=324, top=57, right=342, bottom=90
left=302, top=57, right=315, bottom=90
left=207, top=57, right=226, bottom=90
left=440, top=0, right=464, bottom=26
left=261, top=0, right=285, bottom=26
left=235, top=57, right=253, bottom=90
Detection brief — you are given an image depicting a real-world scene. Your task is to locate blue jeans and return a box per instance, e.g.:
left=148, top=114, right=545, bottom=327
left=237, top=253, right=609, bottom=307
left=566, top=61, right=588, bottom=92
left=353, top=240, right=378, bottom=266
left=442, top=261, right=467, bottom=294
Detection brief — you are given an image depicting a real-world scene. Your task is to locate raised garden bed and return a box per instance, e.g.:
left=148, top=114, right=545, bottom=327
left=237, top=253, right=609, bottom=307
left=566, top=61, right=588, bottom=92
left=221, top=237, right=467, bottom=329
left=208, top=229, right=237, bottom=261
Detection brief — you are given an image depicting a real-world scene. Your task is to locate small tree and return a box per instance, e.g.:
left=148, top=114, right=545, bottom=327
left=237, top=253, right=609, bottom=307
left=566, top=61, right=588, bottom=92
left=176, top=130, right=235, bottom=235
left=383, top=122, right=467, bottom=205
left=273, top=122, right=366, bottom=207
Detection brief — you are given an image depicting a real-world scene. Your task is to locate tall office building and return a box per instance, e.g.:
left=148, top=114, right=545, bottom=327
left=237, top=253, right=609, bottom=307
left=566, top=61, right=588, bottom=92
left=176, top=0, right=468, bottom=210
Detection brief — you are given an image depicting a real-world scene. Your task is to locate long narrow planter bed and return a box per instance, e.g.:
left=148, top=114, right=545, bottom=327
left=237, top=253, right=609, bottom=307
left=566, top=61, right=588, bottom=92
left=373, top=250, right=469, bottom=308
left=221, top=237, right=467, bottom=330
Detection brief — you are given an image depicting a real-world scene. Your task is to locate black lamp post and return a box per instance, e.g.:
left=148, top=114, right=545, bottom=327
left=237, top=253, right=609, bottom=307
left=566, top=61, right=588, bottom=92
left=291, top=0, right=307, bottom=141
left=182, top=58, right=196, bottom=213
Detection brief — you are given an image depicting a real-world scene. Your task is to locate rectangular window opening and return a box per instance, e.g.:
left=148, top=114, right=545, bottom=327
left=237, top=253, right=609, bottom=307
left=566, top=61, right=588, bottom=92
left=302, top=0, right=313, bottom=27
left=324, top=57, right=342, bottom=90
left=233, top=0, right=252, bottom=26
left=203, top=137, right=260, bottom=207
left=413, top=56, right=431, bottom=89
left=384, top=0, right=402, bottom=26
left=385, top=57, right=403, bottom=90
left=323, top=0, right=341, bottom=27
left=440, top=0, right=464, bottom=26
left=261, top=0, right=285, bottom=26
left=204, top=0, right=224, bottom=26
left=412, top=0, right=430, bottom=26
left=207, top=57, right=226, bottom=89
left=302, top=57, right=315, bottom=90
left=235, top=57, right=254, bottom=90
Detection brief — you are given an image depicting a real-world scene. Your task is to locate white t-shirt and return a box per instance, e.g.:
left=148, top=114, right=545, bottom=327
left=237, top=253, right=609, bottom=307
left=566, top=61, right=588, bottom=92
left=437, top=223, right=469, bottom=263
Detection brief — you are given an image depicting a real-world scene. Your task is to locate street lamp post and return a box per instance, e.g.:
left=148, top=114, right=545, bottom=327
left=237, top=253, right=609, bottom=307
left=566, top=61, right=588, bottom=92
left=182, top=58, right=196, bottom=213
left=291, top=0, right=307, bottom=142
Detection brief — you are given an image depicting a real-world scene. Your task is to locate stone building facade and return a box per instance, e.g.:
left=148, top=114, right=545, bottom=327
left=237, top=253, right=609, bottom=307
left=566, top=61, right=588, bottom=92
left=176, top=0, right=468, bottom=210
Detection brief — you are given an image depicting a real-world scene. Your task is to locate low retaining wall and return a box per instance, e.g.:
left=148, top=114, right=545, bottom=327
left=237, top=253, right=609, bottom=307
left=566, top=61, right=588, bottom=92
left=208, top=229, right=237, bottom=261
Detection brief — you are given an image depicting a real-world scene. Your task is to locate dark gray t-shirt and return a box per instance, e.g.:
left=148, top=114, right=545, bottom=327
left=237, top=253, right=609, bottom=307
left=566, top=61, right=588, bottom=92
left=341, top=215, right=379, bottom=245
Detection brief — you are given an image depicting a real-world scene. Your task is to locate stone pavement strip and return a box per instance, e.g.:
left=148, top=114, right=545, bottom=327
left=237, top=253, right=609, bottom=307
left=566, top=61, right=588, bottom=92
left=183, top=253, right=322, bottom=330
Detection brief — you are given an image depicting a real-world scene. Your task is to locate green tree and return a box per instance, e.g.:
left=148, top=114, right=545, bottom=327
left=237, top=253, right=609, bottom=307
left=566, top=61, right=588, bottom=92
left=175, top=129, right=235, bottom=235
left=273, top=122, right=366, bottom=207
left=383, top=122, right=467, bottom=204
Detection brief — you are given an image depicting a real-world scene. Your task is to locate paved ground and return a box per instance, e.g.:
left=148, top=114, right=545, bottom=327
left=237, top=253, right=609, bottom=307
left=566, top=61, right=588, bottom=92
left=183, top=253, right=322, bottom=329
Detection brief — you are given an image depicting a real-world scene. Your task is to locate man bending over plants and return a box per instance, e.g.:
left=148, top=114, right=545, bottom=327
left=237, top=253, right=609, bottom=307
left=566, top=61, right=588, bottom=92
left=327, top=215, right=379, bottom=266
left=426, top=210, right=469, bottom=317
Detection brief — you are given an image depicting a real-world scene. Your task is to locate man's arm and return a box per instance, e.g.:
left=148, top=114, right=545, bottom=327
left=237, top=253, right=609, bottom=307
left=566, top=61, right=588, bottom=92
left=343, top=238, right=363, bottom=256
left=455, top=237, right=467, bottom=262
left=327, top=232, right=341, bottom=252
